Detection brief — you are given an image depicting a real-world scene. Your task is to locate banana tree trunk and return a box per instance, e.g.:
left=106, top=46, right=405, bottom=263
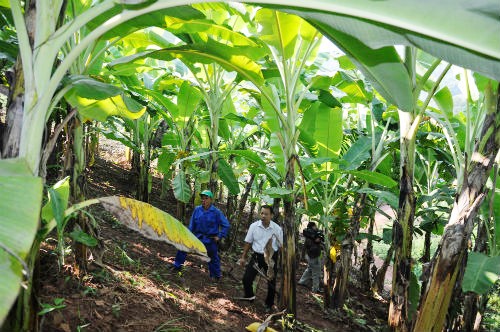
left=209, top=155, right=218, bottom=194
left=86, top=123, right=99, bottom=168
left=1, top=59, right=24, bottom=158
left=324, top=249, right=336, bottom=308
left=138, top=158, right=150, bottom=203
left=71, top=115, right=90, bottom=272
left=412, top=83, right=499, bottom=332
left=374, top=242, right=394, bottom=293
left=160, top=174, right=170, bottom=200
left=247, top=178, right=263, bottom=227
left=281, top=156, right=297, bottom=323
left=228, top=173, right=255, bottom=251
left=361, top=213, right=375, bottom=290
left=389, top=110, right=417, bottom=331
left=421, top=231, right=431, bottom=263
left=225, top=193, right=237, bottom=221
left=418, top=230, right=432, bottom=298
left=332, top=192, right=367, bottom=308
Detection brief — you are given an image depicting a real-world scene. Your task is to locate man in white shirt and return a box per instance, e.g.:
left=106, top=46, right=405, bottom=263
left=238, top=204, right=283, bottom=312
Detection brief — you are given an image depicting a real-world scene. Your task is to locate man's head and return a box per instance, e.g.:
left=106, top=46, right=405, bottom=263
left=260, top=204, right=274, bottom=226
left=307, top=221, right=317, bottom=230
left=200, top=190, right=213, bottom=209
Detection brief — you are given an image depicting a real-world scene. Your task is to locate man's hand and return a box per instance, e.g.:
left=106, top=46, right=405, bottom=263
left=237, top=257, right=246, bottom=267
left=213, top=236, right=220, bottom=243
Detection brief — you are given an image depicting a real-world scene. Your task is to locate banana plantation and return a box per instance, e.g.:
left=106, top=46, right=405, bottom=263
left=0, top=0, right=499, bottom=331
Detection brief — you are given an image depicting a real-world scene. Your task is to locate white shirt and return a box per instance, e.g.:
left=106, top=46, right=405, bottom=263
left=244, top=220, right=283, bottom=253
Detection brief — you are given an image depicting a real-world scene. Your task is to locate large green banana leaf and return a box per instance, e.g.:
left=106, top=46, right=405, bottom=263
left=275, top=0, right=500, bottom=81
left=64, top=77, right=147, bottom=122
left=217, top=158, right=240, bottom=195
left=255, top=8, right=320, bottom=62
left=172, top=170, right=192, bottom=203
left=462, top=252, right=500, bottom=294
left=109, top=41, right=265, bottom=87
left=299, top=102, right=343, bottom=158
left=340, top=135, right=372, bottom=171
left=0, top=160, right=43, bottom=326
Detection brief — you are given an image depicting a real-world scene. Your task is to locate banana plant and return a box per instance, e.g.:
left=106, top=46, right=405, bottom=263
left=413, top=81, right=500, bottom=332
left=413, top=71, right=498, bottom=330
left=332, top=105, right=399, bottom=308
left=246, top=10, right=327, bottom=317
left=155, top=79, right=204, bottom=205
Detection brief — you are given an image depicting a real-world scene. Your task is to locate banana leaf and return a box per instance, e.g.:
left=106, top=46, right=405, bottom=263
left=98, top=196, right=207, bottom=258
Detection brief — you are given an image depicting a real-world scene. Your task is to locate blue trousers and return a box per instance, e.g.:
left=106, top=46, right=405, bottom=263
left=173, top=239, right=221, bottom=278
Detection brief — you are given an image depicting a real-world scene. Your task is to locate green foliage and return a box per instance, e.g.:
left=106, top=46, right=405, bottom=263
left=349, top=170, right=397, bottom=188
left=69, top=230, right=98, bottom=247
left=312, top=24, right=414, bottom=111
left=483, top=284, right=500, bottom=331
left=262, top=187, right=294, bottom=198
left=357, top=190, right=398, bottom=210
left=172, top=170, right=192, bottom=203
left=462, top=252, right=500, bottom=295
left=340, top=136, right=371, bottom=171
left=299, top=102, right=343, bottom=158
left=38, top=298, right=66, bottom=316
left=42, top=177, right=72, bottom=267
left=0, top=160, right=43, bottom=326
left=217, top=158, right=240, bottom=195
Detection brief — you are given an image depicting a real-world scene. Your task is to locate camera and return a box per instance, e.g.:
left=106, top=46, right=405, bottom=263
left=304, top=227, right=324, bottom=242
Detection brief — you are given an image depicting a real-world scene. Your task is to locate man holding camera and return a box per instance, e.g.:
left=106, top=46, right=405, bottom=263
left=298, top=221, right=324, bottom=293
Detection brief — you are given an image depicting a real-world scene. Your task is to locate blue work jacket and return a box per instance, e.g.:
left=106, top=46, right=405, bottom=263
left=188, top=205, right=230, bottom=242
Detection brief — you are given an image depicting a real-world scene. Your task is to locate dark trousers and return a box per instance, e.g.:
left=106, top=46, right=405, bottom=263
left=174, top=239, right=221, bottom=278
left=242, top=251, right=278, bottom=307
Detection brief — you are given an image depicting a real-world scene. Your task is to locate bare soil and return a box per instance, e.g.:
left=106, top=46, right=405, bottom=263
left=37, top=144, right=389, bottom=332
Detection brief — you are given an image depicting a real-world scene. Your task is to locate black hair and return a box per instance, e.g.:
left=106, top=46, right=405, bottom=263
left=307, top=221, right=317, bottom=229
left=261, top=204, right=274, bottom=214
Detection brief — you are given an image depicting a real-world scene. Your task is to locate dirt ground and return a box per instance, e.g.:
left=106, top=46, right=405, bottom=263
left=36, top=142, right=389, bottom=332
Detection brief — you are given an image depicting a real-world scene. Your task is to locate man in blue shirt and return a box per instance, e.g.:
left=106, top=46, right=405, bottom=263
left=171, top=190, right=230, bottom=281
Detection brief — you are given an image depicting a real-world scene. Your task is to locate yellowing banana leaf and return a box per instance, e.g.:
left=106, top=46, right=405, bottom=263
left=98, top=196, right=208, bottom=260
left=66, top=92, right=146, bottom=123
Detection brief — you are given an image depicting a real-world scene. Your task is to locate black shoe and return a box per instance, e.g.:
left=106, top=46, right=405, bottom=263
left=210, top=277, right=220, bottom=284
